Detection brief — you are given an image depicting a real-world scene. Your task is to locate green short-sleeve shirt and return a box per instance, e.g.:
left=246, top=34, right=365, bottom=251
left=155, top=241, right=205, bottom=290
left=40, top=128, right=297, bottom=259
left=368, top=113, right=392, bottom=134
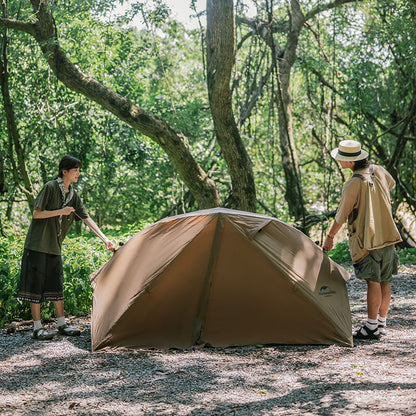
left=24, top=180, right=88, bottom=255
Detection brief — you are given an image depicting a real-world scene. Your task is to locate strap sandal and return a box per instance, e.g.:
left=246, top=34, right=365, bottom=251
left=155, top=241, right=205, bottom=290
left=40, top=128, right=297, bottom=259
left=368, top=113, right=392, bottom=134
left=378, top=324, right=387, bottom=335
left=353, top=324, right=380, bottom=340
left=58, top=324, right=81, bottom=336
left=32, top=328, right=54, bottom=340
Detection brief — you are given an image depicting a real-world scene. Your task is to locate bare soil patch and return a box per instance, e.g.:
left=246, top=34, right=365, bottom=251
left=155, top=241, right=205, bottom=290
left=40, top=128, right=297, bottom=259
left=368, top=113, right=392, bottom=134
left=1, top=266, right=416, bottom=415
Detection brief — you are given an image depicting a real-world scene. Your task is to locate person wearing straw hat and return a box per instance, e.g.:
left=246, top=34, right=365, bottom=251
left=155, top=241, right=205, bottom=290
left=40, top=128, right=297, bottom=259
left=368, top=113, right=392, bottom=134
left=18, top=155, right=115, bottom=341
left=323, top=140, right=401, bottom=340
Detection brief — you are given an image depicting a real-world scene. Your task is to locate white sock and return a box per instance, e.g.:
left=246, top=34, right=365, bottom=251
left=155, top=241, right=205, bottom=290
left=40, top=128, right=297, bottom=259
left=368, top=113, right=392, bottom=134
left=366, top=318, right=378, bottom=331
left=377, top=315, right=387, bottom=327
left=33, top=320, right=43, bottom=331
left=57, top=316, right=66, bottom=327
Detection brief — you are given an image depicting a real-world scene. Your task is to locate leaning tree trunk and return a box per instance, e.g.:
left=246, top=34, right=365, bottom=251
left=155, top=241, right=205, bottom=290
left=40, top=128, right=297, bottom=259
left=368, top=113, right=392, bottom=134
left=206, top=0, right=257, bottom=212
left=0, top=0, right=220, bottom=210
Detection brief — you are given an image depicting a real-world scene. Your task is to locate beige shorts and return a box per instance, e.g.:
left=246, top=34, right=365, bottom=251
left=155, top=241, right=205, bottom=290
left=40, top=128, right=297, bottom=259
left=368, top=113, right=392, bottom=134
left=353, top=245, right=399, bottom=283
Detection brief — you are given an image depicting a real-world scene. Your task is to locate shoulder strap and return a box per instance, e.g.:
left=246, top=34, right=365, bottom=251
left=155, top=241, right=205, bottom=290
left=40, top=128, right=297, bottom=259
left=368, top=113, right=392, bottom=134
left=352, top=173, right=365, bottom=180
left=352, top=165, right=374, bottom=186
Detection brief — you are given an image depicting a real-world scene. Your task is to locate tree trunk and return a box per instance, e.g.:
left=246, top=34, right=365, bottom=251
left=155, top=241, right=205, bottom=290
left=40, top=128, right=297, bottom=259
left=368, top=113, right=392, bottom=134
left=239, top=5, right=305, bottom=221
left=275, top=2, right=307, bottom=221
left=275, top=64, right=306, bottom=221
left=0, top=2, right=34, bottom=211
left=239, top=0, right=361, bottom=222
left=206, top=0, right=256, bottom=212
left=0, top=141, right=6, bottom=195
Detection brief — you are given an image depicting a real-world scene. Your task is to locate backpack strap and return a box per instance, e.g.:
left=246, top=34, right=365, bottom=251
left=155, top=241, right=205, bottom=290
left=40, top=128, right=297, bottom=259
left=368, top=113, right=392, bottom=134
left=352, top=173, right=365, bottom=180
left=352, top=165, right=374, bottom=186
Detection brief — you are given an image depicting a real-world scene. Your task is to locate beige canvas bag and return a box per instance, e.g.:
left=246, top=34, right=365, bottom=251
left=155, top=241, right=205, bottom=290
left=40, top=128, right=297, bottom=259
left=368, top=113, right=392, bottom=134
left=348, top=166, right=401, bottom=263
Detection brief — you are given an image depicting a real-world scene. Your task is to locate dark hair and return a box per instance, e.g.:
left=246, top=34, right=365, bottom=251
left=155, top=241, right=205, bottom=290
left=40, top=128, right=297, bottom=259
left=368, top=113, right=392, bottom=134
left=57, top=155, right=82, bottom=178
left=353, top=158, right=370, bottom=171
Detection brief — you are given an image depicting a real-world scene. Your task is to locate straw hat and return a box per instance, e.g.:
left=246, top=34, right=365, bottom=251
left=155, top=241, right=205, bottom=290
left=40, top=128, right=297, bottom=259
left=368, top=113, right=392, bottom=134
left=330, top=140, right=368, bottom=162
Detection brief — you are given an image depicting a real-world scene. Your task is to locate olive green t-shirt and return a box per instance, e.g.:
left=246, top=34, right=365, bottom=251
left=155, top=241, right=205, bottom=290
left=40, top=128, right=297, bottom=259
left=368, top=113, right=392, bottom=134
left=24, top=180, right=88, bottom=255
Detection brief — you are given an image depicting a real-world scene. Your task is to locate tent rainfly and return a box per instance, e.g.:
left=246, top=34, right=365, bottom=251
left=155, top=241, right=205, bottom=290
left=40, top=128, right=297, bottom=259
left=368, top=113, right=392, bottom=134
left=90, top=208, right=353, bottom=351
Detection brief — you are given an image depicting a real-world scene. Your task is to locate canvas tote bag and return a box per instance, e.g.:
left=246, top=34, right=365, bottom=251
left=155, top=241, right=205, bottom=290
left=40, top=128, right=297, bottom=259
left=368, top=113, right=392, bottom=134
left=347, top=166, right=401, bottom=263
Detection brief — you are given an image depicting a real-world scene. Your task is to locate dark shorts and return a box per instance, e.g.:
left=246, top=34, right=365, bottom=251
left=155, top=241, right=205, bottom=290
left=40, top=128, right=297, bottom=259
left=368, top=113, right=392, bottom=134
left=18, top=249, right=63, bottom=303
left=353, top=245, right=399, bottom=283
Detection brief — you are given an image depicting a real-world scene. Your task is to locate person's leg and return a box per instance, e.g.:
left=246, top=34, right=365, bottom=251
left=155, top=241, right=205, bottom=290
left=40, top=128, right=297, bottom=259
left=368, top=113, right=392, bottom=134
left=379, top=283, right=391, bottom=317
left=53, top=300, right=81, bottom=336
left=53, top=300, right=68, bottom=328
left=30, top=302, right=54, bottom=340
left=53, top=300, right=65, bottom=319
left=30, top=303, right=43, bottom=333
left=31, top=303, right=41, bottom=322
left=353, top=280, right=381, bottom=339
left=353, top=247, right=395, bottom=340
left=377, top=283, right=391, bottom=334
left=377, top=245, right=396, bottom=334
left=366, top=281, right=382, bottom=320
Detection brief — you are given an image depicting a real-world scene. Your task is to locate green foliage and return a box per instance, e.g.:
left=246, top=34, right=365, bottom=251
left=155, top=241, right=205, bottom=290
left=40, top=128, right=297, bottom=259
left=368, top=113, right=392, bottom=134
left=397, top=248, right=416, bottom=265
left=2, top=1, right=416, bottom=268
left=0, top=226, right=143, bottom=327
left=327, top=239, right=352, bottom=265
left=0, top=235, right=28, bottom=326
left=327, top=240, right=416, bottom=267
left=2, top=2, right=213, bottom=229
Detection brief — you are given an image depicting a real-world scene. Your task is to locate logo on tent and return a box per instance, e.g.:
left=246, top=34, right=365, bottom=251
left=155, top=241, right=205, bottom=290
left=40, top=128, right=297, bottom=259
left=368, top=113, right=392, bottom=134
left=319, top=285, right=336, bottom=297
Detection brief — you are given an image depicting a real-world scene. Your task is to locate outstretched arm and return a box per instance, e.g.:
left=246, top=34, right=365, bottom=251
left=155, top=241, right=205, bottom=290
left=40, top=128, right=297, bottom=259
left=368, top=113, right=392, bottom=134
left=82, top=217, right=115, bottom=251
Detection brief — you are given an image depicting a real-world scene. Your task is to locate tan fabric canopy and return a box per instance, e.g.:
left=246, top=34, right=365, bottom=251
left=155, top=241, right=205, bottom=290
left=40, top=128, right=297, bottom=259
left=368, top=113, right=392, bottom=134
left=90, top=208, right=353, bottom=351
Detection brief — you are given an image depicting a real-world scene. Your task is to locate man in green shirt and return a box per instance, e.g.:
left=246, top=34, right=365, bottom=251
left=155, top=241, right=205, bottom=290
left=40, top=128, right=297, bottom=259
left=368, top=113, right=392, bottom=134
left=19, top=155, right=115, bottom=340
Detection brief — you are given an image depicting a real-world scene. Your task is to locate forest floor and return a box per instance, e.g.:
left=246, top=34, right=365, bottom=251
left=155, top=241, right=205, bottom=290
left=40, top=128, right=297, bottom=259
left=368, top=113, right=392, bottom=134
left=1, top=265, right=416, bottom=416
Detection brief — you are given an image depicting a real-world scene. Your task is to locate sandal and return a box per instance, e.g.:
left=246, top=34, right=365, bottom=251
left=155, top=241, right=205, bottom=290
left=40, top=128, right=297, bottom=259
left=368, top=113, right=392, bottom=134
left=32, top=328, right=54, bottom=340
left=353, top=324, right=380, bottom=340
left=378, top=324, right=387, bottom=335
left=58, top=324, right=81, bottom=336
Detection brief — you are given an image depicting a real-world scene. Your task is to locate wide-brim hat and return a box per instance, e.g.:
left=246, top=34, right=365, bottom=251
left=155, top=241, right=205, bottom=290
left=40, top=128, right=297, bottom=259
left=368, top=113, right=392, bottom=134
left=330, top=140, right=368, bottom=162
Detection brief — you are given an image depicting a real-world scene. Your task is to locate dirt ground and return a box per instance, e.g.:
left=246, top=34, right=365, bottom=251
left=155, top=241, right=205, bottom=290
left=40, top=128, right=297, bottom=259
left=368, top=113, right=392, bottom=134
left=1, top=265, right=416, bottom=416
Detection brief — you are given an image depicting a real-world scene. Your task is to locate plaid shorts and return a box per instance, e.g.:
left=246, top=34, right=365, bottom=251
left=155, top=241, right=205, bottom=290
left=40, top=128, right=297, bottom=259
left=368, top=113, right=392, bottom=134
left=18, top=249, right=64, bottom=303
left=353, top=244, right=399, bottom=283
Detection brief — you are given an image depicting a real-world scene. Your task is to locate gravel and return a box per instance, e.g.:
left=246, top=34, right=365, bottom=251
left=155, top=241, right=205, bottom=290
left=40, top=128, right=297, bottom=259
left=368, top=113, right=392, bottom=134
left=1, top=265, right=416, bottom=416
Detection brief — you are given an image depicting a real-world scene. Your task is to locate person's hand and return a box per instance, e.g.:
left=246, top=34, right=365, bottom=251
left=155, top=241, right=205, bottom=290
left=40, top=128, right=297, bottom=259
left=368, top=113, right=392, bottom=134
left=61, top=206, right=75, bottom=216
left=105, top=240, right=115, bottom=252
left=322, top=235, right=334, bottom=252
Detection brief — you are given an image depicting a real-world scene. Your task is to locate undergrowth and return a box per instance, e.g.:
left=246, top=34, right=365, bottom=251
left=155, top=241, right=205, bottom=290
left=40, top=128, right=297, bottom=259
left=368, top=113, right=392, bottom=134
left=0, top=224, right=142, bottom=326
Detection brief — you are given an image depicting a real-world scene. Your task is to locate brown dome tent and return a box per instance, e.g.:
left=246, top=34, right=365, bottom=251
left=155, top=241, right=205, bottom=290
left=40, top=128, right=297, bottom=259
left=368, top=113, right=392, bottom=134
left=90, top=208, right=353, bottom=351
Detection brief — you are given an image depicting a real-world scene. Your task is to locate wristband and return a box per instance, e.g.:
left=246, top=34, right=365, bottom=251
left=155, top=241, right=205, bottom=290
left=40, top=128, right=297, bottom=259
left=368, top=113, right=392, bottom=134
left=327, top=235, right=334, bottom=239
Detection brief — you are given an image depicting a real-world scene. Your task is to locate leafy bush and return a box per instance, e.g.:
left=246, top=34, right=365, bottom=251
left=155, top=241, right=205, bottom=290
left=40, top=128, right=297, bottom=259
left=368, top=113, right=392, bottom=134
left=0, top=226, right=140, bottom=327
left=397, top=247, right=416, bottom=264
left=0, top=235, right=29, bottom=326
left=327, top=239, right=352, bottom=265
left=327, top=239, right=415, bottom=266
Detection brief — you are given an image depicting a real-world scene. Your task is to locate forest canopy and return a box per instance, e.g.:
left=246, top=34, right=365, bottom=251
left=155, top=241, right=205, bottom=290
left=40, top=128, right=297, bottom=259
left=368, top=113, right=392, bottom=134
left=1, top=0, right=415, bottom=243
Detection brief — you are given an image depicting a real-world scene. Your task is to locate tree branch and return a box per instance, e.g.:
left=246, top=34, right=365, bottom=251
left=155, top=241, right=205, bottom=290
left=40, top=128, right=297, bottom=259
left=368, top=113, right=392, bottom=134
left=305, top=0, right=364, bottom=21
left=1, top=0, right=221, bottom=209
left=0, top=17, right=36, bottom=36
